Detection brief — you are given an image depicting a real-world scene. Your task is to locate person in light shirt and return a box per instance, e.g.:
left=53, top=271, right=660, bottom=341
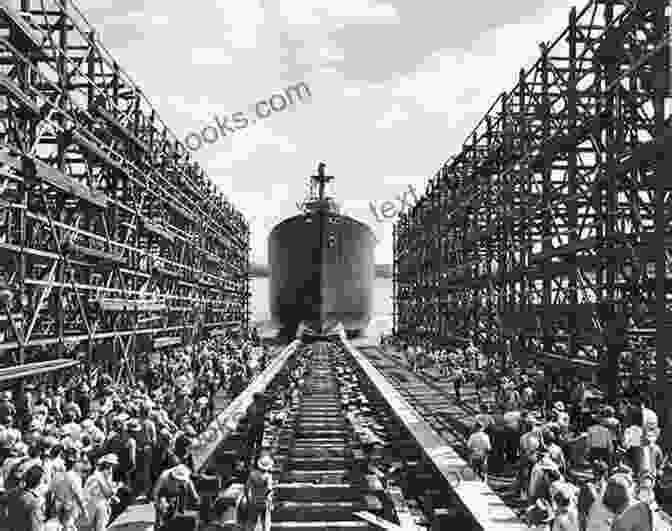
left=78, top=454, right=120, bottom=531
left=640, top=401, right=658, bottom=434
left=467, top=422, right=491, bottom=481
left=622, top=408, right=644, bottom=475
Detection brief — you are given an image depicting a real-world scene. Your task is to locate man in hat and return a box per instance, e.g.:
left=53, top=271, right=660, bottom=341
left=244, top=453, right=274, bottom=531
left=79, top=454, right=120, bottom=531
left=153, top=464, right=201, bottom=528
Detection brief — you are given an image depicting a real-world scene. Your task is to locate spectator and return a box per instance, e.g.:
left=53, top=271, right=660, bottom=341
left=153, top=464, right=201, bottom=528
left=623, top=408, right=644, bottom=475
left=244, top=453, right=274, bottom=531
left=467, top=422, right=491, bottom=482
left=3, top=464, right=45, bottom=531
left=585, top=412, right=614, bottom=467
left=551, top=484, right=579, bottom=531
left=78, top=454, right=119, bottom=531
left=452, top=365, right=464, bottom=403
left=579, top=460, right=611, bottom=531
left=604, top=473, right=652, bottom=531
left=638, top=430, right=664, bottom=488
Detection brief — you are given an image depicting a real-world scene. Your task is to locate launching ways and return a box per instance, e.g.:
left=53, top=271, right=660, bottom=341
left=187, top=332, right=526, bottom=531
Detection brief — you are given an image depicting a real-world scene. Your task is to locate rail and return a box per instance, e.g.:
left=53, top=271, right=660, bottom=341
left=342, top=338, right=528, bottom=531
left=191, top=339, right=302, bottom=471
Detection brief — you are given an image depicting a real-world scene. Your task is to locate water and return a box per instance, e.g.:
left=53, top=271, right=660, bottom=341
left=250, top=276, right=393, bottom=338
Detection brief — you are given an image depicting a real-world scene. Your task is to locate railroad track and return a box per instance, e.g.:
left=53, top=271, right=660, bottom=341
left=357, top=345, right=526, bottom=508
left=267, top=341, right=433, bottom=530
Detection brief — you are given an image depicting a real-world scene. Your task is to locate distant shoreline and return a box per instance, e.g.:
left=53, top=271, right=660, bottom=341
left=250, top=263, right=392, bottom=279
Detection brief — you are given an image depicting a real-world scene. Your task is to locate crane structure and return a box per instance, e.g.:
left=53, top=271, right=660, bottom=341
left=0, top=0, right=250, bottom=383
left=394, top=0, right=670, bottom=411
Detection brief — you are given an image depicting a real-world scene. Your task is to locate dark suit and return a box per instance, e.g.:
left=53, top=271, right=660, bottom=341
left=4, top=488, right=44, bottom=531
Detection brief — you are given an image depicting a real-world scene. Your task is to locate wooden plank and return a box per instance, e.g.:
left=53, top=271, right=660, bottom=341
left=0, top=358, right=79, bottom=382
left=66, top=242, right=124, bottom=264
left=153, top=336, right=181, bottom=349
left=0, top=151, right=109, bottom=209
left=98, top=299, right=166, bottom=312
left=142, top=218, right=175, bottom=242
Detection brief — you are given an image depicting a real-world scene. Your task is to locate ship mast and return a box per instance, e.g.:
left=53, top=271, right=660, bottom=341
left=312, top=162, right=333, bottom=201
left=300, top=162, right=339, bottom=214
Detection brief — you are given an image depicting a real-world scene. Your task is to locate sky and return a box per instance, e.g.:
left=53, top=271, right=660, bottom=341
left=79, top=0, right=583, bottom=265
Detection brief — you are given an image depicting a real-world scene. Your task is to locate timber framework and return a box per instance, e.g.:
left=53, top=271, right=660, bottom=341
left=393, top=1, right=670, bottom=411
left=0, top=0, right=251, bottom=382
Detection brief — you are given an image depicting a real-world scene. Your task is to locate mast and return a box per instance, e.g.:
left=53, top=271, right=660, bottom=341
left=312, top=162, right=333, bottom=201
left=300, top=162, right=339, bottom=214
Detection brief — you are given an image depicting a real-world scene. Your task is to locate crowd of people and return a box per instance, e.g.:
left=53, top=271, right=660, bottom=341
left=0, top=329, right=271, bottom=531
left=383, top=333, right=672, bottom=531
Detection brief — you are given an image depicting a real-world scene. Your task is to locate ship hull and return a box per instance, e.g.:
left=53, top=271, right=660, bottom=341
left=268, top=212, right=375, bottom=338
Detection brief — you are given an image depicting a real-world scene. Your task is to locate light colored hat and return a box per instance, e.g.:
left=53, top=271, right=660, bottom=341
left=126, top=419, right=142, bottom=432
left=12, top=441, right=28, bottom=456
left=646, top=426, right=660, bottom=442
left=257, top=454, right=275, bottom=471
left=97, top=454, right=119, bottom=466
left=171, top=464, right=191, bottom=481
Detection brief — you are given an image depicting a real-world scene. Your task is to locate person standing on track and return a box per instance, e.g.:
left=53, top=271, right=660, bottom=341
left=244, top=453, right=274, bottom=531
left=467, top=422, right=491, bottom=482
left=247, top=393, right=267, bottom=466
left=453, top=365, right=464, bottom=403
